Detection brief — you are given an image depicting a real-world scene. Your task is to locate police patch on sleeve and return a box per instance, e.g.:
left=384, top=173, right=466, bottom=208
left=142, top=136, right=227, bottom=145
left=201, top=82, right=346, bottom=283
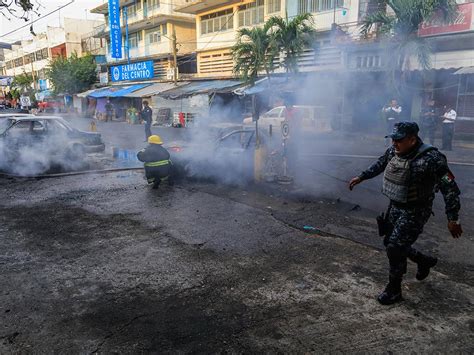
left=442, top=172, right=455, bottom=184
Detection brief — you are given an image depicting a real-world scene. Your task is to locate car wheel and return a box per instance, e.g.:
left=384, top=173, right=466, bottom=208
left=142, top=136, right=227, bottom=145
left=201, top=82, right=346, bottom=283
left=66, top=144, right=86, bottom=161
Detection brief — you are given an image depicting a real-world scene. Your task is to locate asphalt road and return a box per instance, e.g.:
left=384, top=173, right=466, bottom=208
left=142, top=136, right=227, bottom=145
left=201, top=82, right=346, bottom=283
left=2, top=118, right=468, bottom=351
left=67, top=118, right=474, bottom=269
left=0, top=172, right=472, bottom=352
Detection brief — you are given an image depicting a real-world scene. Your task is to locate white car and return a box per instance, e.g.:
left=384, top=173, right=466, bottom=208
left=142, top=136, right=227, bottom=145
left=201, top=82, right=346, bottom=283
left=243, top=105, right=332, bottom=134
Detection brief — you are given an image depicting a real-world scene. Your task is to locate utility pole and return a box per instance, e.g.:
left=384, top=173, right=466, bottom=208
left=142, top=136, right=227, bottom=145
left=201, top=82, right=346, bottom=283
left=172, top=24, right=178, bottom=84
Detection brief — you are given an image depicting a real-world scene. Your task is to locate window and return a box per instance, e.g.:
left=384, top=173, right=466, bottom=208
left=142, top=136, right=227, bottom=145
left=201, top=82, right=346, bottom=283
left=201, top=9, right=233, bottom=35
left=267, top=0, right=281, bottom=14
left=238, top=0, right=264, bottom=27
left=126, top=1, right=142, bottom=18
left=6, top=61, right=12, bottom=70
left=162, top=23, right=167, bottom=36
left=146, top=27, right=161, bottom=44
left=128, top=32, right=142, bottom=48
left=148, top=0, right=159, bottom=10
left=298, top=0, right=343, bottom=14
left=14, top=58, right=23, bottom=67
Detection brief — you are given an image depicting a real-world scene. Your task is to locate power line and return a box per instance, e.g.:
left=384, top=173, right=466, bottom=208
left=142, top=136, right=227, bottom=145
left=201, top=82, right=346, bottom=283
left=0, top=0, right=75, bottom=38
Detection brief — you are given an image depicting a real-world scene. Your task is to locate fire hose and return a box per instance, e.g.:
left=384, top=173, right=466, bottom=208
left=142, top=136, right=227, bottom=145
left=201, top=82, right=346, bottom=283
left=0, top=167, right=144, bottom=180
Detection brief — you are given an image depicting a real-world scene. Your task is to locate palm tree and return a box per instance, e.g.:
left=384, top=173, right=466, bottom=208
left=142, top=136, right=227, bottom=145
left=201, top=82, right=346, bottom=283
left=361, top=0, right=457, bottom=73
left=231, top=23, right=275, bottom=85
left=266, top=13, right=316, bottom=76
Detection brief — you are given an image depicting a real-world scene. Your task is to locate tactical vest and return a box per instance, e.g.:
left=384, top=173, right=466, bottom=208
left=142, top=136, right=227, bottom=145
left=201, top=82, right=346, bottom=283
left=382, top=144, right=436, bottom=203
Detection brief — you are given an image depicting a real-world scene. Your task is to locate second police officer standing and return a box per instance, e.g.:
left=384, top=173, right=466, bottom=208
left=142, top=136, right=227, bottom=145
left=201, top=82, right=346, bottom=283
left=349, top=122, right=462, bottom=305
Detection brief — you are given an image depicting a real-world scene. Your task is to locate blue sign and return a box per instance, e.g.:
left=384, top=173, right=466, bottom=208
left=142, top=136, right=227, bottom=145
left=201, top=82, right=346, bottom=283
left=110, top=61, right=154, bottom=82
left=108, top=0, right=122, bottom=59
left=38, top=79, right=47, bottom=91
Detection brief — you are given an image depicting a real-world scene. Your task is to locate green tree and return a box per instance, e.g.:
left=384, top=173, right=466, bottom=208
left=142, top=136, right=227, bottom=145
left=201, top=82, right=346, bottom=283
left=266, top=13, right=316, bottom=75
left=231, top=23, right=276, bottom=85
left=11, top=72, right=34, bottom=93
left=47, top=53, right=98, bottom=95
left=361, top=0, right=457, bottom=73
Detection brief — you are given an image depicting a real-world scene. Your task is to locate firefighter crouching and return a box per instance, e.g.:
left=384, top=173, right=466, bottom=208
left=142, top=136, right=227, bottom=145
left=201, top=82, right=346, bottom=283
left=137, top=135, right=174, bottom=189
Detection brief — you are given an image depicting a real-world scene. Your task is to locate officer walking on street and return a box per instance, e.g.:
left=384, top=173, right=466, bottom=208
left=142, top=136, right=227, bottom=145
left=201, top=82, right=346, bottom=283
left=140, top=100, right=153, bottom=142
left=349, top=122, right=462, bottom=305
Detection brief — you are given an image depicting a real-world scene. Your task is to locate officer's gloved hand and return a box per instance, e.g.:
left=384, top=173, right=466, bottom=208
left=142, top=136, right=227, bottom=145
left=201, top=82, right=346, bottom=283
left=448, top=221, right=463, bottom=239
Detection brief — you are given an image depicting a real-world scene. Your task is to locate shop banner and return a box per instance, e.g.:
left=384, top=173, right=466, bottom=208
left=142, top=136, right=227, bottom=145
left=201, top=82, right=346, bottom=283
left=419, top=3, right=473, bottom=37
left=110, top=61, right=154, bottom=82
left=108, top=0, right=122, bottom=58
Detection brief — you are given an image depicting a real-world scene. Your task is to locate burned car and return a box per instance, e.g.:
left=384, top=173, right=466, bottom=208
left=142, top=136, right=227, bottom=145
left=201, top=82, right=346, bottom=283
left=166, top=128, right=260, bottom=184
left=0, top=115, right=105, bottom=175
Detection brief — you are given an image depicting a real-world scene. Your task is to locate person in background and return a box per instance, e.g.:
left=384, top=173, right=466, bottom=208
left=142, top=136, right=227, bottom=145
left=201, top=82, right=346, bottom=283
left=140, top=100, right=153, bottom=141
left=382, top=99, right=402, bottom=145
left=420, top=99, right=438, bottom=145
left=105, top=99, right=113, bottom=122
left=441, top=105, right=456, bottom=151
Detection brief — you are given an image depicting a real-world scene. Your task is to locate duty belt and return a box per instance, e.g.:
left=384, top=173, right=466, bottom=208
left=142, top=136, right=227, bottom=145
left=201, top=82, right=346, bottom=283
left=144, top=159, right=170, bottom=167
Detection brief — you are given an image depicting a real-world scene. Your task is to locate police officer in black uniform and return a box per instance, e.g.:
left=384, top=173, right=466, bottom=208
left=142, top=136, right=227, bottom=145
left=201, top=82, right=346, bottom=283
left=349, top=122, right=462, bottom=305
left=140, top=100, right=153, bottom=142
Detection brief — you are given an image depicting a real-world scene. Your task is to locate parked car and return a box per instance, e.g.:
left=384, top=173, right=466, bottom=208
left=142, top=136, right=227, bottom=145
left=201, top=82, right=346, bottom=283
left=0, top=115, right=105, bottom=174
left=243, top=105, right=332, bottom=134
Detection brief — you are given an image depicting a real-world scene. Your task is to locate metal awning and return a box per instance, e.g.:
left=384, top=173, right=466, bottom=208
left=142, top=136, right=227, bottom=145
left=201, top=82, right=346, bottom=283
left=123, top=82, right=188, bottom=98
left=454, top=67, right=474, bottom=75
left=158, top=80, right=244, bottom=99
left=76, top=89, right=97, bottom=98
left=87, top=84, right=151, bottom=98
left=234, top=77, right=295, bottom=96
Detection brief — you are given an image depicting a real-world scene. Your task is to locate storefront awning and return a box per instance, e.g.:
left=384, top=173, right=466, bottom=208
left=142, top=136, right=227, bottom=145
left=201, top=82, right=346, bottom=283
left=123, top=82, right=188, bottom=98
left=158, top=80, right=244, bottom=99
left=76, top=89, right=97, bottom=98
left=87, top=84, right=151, bottom=98
left=454, top=67, right=474, bottom=75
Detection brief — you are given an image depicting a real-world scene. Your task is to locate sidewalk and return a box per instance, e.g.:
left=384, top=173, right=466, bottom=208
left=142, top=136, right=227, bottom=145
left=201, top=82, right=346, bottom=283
left=329, top=131, right=474, bottom=164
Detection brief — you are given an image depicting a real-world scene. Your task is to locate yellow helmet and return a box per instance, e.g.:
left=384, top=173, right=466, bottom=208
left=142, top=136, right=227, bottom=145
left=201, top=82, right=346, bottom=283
left=148, top=135, right=163, bottom=145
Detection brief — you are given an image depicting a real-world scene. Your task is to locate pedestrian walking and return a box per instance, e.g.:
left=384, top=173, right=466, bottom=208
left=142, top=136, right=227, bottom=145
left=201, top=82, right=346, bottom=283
left=420, top=99, right=438, bottom=145
left=382, top=99, right=402, bottom=145
left=140, top=100, right=153, bottom=141
left=349, top=122, right=462, bottom=305
left=441, top=105, right=456, bottom=151
left=137, top=135, right=173, bottom=189
left=105, top=99, right=113, bottom=122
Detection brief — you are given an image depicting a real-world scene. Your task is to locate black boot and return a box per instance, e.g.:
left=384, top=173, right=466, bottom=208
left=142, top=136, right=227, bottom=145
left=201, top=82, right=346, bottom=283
left=416, top=255, right=437, bottom=281
left=377, top=277, right=402, bottom=305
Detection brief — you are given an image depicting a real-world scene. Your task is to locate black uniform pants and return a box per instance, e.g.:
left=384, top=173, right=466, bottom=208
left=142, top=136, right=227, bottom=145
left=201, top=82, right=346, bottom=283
left=384, top=205, right=432, bottom=279
left=421, top=126, right=436, bottom=145
left=442, top=123, right=454, bottom=150
left=145, top=122, right=152, bottom=140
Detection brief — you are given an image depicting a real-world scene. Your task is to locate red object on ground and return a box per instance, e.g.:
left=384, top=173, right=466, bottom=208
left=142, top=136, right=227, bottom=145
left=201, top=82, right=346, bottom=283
left=179, top=112, right=186, bottom=127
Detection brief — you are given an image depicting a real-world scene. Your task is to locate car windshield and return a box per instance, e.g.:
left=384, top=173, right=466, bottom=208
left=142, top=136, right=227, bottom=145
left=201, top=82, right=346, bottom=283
left=45, top=118, right=73, bottom=132
left=218, top=130, right=255, bottom=149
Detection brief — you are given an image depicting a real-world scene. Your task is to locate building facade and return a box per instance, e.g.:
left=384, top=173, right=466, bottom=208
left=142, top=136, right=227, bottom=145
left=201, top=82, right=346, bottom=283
left=90, top=0, right=197, bottom=82
left=175, top=0, right=366, bottom=77
left=1, top=18, right=104, bottom=90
